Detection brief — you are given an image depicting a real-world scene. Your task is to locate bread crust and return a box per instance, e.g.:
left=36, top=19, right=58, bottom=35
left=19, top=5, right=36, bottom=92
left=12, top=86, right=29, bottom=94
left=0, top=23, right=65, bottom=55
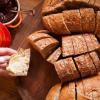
left=53, top=13, right=71, bottom=35
left=72, top=35, right=87, bottom=55
left=95, top=11, right=100, bottom=39
left=83, top=34, right=95, bottom=51
left=79, top=8, right=95, bottom=33
left=54, top=58, right=80, bottom=82
left=62, top=36, right=74, bottom=57
left=63, top=9, right=82, bottom=33
left=47, top=47, right=61, bottom=64
left=74, top=53, right=96, bottom=78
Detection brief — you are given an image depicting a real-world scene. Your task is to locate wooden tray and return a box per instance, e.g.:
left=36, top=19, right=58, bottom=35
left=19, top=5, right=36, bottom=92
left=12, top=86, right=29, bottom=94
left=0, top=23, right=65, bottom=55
left=10, top=0, right=60, bottom=100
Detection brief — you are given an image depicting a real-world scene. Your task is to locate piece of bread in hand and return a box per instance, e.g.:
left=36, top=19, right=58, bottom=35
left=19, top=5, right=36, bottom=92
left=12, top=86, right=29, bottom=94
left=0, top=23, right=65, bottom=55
left=6, top=48, right=30, bottom=76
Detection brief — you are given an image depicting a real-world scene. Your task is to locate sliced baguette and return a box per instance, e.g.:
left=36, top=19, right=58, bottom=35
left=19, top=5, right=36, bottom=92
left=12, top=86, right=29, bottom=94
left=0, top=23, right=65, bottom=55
left=72, top=35, right=87, bottom=55
left=27, top=30, right=51, bottom=42
left=83, top=34, right=96, bottom=51
left=79, top=8, right=95, bottom=33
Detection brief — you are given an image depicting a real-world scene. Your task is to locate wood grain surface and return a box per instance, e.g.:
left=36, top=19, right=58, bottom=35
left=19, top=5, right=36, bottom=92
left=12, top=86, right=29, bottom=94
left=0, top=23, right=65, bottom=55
left=11, top=0, right=60, bottom=100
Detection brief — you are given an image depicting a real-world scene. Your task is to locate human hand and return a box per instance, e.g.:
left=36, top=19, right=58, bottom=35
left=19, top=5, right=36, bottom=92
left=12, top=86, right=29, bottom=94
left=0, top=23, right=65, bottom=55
left=0, top=48, right=17, bottom=76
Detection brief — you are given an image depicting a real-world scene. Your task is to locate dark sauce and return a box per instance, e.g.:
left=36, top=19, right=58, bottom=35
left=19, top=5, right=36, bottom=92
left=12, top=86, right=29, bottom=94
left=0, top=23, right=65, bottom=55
left=0, top=0, right=18, bottom=23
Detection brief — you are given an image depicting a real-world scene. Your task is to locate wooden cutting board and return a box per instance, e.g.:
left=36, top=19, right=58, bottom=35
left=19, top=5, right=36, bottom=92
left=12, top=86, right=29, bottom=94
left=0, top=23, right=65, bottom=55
left=10, top=0, right=60, bottom=100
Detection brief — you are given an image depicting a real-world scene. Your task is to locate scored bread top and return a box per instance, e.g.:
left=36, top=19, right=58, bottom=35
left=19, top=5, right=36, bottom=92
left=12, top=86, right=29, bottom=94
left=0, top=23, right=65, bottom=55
left=27, top=30, right=51, bottom=42
left=63, top=9, right=82, bottom=33
left=54, top=58, right=80, bottom=82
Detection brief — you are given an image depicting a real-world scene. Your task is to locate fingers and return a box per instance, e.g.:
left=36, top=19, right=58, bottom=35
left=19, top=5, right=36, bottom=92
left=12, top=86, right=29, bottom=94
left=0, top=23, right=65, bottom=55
left=0, top=48, right=17, bottom=56
left=0, top=56, right=10, bottom=64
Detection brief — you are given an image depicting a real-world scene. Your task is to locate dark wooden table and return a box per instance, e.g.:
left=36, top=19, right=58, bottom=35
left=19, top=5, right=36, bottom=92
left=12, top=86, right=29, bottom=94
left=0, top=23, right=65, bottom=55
left=3, top=0, right=60, bottom=100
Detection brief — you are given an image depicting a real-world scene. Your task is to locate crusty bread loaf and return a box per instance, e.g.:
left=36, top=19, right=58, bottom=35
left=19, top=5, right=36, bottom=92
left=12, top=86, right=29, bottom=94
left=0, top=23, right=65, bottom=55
left=54, top=58, right=80, bottom=82
left=27, top=30, right=51, bottom=42
left=45, top=83, right=61, bottom=100
left=62, top=36, right=74, bottom=57
left=63, top=9, right=82, bottom=33
left=47, top=47, right=61, bottom=64
left=89, top=52, right=100, bottom=72
left=74, top=53, right=96, bottom=78
left=59, top=83, right=75, bottom=100
left=6, top=48, right=30, bottom=76
left=95, top=11, right=100, bottom=39
left=79, top=8, right=95, bottom=33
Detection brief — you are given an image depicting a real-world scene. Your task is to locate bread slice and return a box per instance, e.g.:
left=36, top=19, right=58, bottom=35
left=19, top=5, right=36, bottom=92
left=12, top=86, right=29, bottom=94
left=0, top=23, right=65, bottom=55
left=6, top=48, right=30, bottom=76
left=72, top=35, right=87, bottom=55
left=46, top=83, right=61, bottom=100
left=47, top=47, right=61, bottom=64
left=62, top=36, right=74, bottom=57
left=54, top=58, right=80, bottom=82
left=52, top=13, right=71, bottom=35
left=27, top=30, right=51, bottom=42
left=74, top=53, right=96, bottom=78
left=95, top=11, right=100, bottom=39
left=59, top=83, right=75, bottom=100
left=89, top=51, right=100, bottom=72
left=89, top=34, right=100, bottom=50
left=63, top=9, right=82, bottom=33
left=32, top=38, right=59, bottom=58
left=79, top=8, right=95, bottom=33
left=82, top=34, right=96, bottom=52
